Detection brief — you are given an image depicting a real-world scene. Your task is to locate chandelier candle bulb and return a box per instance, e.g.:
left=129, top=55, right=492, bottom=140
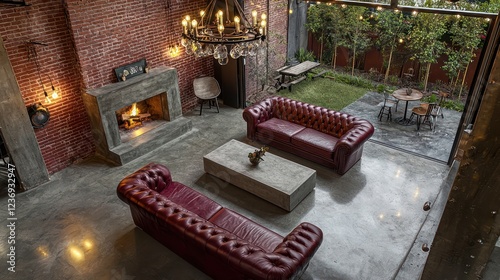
left=260, top=20, right=266, bottom=35
left=182, top=19, right=188, bottom=35
left=185, top=15, right=191, bottom=30
left=192, top=20, right=198, bottom=36
left=200, top=10, right=205, bottom=23
left=218, top=24, right=224, bottom=35
left=218, top=10, right=223, bottom=25
left=234, top=16, right=240, bottom=33
left=252, top=10, right=257, bottom=26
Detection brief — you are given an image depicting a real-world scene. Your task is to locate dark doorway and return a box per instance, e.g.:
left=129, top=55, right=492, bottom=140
left=214, top=57, right=246, bottom=108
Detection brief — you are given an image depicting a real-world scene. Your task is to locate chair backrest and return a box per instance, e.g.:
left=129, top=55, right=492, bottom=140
left=425, top=103, right=437, bottom=116
left=382, top=92, right=394, bottom=106
left=438, top=91, right=449, bottom=105
left=193, top=77, right=221, bottom=99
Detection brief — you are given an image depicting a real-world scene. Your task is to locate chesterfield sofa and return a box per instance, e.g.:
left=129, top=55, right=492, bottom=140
left=243, top=96, right=374, bottom=175
left=117, top=163, right=323, bottom=280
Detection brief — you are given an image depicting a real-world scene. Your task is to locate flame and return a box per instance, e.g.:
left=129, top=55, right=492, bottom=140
left=131, top=103, right=138, bottom=116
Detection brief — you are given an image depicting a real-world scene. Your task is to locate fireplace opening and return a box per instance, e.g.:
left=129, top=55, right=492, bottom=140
left=115, top=93, right=168, bottom=142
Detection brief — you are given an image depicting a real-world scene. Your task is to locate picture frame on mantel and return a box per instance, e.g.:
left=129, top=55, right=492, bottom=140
left=114, top=58, right=147, bottom=82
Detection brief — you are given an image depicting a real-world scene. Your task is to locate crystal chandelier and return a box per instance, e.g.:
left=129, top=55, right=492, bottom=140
left=180, top=0, right=267, bottom=65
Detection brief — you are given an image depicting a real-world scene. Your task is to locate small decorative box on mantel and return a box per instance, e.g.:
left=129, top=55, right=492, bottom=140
left=114, top=58, right=147, bottom=82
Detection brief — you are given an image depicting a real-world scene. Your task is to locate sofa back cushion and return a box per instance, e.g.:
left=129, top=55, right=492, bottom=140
left=160, top=182, right=222, bottom=220
left=270, top=96, right=357, bottom=138
left=208, top=208, right=283, bottom=252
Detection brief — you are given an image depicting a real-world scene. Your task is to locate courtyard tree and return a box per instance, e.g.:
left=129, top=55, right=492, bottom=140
left=443, top=15, right=485, bottom=98
left=306, top=4, right=333, bottom=64
left=375, top=10, right=412, bottom=83
left=339, top=6, right=371, bottom=76
left=407, top=13, right=447, bottom=92
left=323, top=5, right=344, bottom=69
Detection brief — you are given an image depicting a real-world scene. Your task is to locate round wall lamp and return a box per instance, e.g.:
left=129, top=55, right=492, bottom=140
left=27, top=103, right=50, bottom=128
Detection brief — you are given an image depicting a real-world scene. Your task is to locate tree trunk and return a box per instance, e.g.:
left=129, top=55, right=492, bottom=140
left=319, top=32, right=324, bottom=64
left=332, top=44, right=337, bottom=69
left=384, top=45, right=394, bottom=84
left=459, top=61, right=471, bottom=100
left=352, top=47, right=356, bottom=76
left=450, top=70, right=459, bottom=96
left=423, top=62, right=431, bottom=92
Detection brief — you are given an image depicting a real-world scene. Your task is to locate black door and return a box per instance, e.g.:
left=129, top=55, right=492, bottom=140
left=214, top=56, right=246, bottom=108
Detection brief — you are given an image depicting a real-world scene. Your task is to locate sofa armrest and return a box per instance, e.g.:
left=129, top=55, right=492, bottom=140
left=209, top=222, right=322, bottom=280
left=117, top=163, right=173, bottom=204
left=334, top=120, right=374, bottom=164
left=336, top=119, right=374, bottom=150
left=268, top=222, right=324, bottom=279
left=242, top=98, right=274, bottom=140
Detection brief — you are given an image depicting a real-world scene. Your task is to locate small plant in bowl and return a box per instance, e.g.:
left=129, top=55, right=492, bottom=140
left=248, top=146, right=269, bottom=166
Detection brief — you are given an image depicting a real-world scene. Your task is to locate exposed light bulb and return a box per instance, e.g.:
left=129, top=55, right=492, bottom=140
left=51, top=85, right=59, bottom=99
left=44, top=91, right=51, bottom=104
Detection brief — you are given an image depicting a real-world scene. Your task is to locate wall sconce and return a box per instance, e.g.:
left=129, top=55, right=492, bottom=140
left=47, top=74, right=59, bottom=100
left=41, top=83, right=51, bottom=104
left=168, top=45, right=181, bottom=58
left=27, top=41, right=60, bottom=104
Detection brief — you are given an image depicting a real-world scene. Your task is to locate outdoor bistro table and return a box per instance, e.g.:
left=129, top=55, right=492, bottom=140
left=392, top=88, right=423, bottom=125
left=279, top=61, right=321, bottom=83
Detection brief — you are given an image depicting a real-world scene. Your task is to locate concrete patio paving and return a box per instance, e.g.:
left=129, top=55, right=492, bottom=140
left=342, top=91, right=462, bottom=163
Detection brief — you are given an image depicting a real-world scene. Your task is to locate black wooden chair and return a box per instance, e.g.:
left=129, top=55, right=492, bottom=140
left=377, top=92, right=398, bottom=121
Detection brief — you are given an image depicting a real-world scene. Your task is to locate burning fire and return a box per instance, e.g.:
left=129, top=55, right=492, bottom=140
left=130, top=103, right=138, bottom=116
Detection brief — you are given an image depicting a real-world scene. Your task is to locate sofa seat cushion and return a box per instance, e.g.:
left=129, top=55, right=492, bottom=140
left=256, top=118, right=305, bottom=143
left=208, top=208, right=283, bottom=252
left=160, top=182, right=222, bottom=220
left=291, top=128, right=338, bottom=159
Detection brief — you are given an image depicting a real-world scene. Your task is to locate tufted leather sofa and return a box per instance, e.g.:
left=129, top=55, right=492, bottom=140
left=243, top=96, right=374, bottom=175
left=117, top=163, right=323, bottom=280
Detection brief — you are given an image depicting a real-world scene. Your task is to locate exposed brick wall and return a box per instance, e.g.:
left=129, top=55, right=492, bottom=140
left=0, top=1, right=94, bottom=174
left=64, top=0, right=213, bottom=112
left=0, top=0, right=288, bottom=175
left=245, top=0, right=289, bottom=100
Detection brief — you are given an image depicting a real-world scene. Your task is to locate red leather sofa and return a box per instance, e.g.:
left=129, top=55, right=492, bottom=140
left=243, top=96, right=374, bottom=175
left=117, top=163, right=323, bottom=280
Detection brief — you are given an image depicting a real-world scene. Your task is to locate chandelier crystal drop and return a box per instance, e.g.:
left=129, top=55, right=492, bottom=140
left=180, top=0, right=267, bottom=65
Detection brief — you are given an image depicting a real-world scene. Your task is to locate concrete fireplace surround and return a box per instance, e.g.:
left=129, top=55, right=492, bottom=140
left=82, top=66, right=192, bottom=165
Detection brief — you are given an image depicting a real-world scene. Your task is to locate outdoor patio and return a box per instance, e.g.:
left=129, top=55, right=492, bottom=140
left=340, top=91, right=462, bottom=163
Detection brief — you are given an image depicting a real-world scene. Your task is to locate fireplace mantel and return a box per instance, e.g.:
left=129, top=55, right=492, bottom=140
left=82, top=66, right=192, bottom=165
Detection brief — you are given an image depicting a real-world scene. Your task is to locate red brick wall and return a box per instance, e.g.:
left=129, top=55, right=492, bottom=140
left=64, top=0, right=213, bottom=111
left=0, top=0, right=214, bottom=174
left=0, top=1, right=94, bottom=174
left=245, top=0, right=289, bottom=99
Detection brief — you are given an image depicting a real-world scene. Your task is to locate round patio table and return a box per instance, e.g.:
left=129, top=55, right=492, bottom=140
left=392, top=88, right=423, bottom=125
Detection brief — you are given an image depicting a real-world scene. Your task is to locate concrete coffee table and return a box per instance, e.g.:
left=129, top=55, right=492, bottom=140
left=203, top=139, right=316, bottom=211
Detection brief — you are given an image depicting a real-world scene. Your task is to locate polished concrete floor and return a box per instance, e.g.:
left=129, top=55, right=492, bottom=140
left=0, top=95, right=496, bottom=279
